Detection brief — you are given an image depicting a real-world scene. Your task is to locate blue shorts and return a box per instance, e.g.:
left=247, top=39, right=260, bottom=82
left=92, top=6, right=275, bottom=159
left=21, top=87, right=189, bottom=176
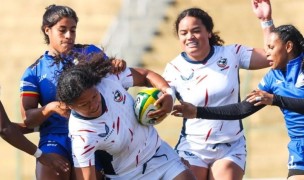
left=39, top=133, right=103, bottom=171
left=39, top=134, right=73, bottom=163
left=287, top=138, right=304, bottom=172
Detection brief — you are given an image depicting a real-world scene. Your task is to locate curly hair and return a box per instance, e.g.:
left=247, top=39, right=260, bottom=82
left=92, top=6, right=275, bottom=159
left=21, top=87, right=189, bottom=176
left=56, top=52, right=113, bottom=105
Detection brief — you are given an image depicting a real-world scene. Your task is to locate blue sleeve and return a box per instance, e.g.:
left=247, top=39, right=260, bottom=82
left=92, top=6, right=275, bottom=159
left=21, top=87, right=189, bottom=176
left=257, top=71, right=273, bottom=93
left=20, top=67, right=40, bottom=97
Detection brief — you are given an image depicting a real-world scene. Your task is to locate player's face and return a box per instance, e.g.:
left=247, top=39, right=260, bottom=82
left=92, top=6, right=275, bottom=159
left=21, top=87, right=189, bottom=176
left=69, top=87, right=102, bottom=118
left=177, top=16, right=211, bottom=61
left=45, top=17, right=76, bottom=55
left=266, top=33, right=289, bottom=70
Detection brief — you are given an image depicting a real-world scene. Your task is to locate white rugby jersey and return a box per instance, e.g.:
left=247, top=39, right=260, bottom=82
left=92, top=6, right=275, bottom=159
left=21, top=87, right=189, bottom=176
left=69, top=68, right=161, bottom=176
left=163, top=45, right=253, bottom=144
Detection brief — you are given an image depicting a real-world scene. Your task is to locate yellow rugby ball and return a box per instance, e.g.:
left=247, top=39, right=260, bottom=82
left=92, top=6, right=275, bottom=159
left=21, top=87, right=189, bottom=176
left=134, top=88, right=163, bottom=126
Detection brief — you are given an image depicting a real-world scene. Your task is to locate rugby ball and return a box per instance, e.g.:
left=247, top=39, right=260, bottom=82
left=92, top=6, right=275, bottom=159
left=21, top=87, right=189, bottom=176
left=134, top=88, right=163, bottom=126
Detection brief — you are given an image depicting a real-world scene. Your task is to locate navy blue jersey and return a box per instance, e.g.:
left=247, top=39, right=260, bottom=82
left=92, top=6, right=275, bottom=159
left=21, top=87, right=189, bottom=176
left=20, top=44, right=104, bottom=137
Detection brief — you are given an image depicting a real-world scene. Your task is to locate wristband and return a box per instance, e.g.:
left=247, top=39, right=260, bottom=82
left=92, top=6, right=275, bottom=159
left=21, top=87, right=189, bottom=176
left=33, top=148, right=42, bottom=158
left=261, top=20, right=274, bottom=29
left=165, top=88, right=176, bottom=102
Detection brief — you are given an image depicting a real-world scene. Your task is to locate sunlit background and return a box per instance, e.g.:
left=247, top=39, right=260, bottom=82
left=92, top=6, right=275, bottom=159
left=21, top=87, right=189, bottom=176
left=1, top=0, right=303, bottom=179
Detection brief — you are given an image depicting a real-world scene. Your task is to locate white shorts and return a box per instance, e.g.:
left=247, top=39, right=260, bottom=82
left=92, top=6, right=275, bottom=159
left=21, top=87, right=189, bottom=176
left=176, top=135, right=247, bottom=170
left=107, top=141, right=188, bottom=180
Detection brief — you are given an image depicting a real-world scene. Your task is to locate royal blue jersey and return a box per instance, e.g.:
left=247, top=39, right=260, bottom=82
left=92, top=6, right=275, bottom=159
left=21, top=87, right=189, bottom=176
left=258, top=55, right=304, bottom=139
left=20, top=44, right=104, bottom=137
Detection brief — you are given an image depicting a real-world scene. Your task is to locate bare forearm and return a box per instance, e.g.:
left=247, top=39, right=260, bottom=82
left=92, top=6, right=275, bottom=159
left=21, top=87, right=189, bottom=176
left=145, top=71, right=170, bottom=92
left=23, top=105, right=53, bottom=128
left=1, top=123, right=37, bottom=155
left=132, top=68, right=170, bottom=92
left=0, top=101, right=37, bottom=155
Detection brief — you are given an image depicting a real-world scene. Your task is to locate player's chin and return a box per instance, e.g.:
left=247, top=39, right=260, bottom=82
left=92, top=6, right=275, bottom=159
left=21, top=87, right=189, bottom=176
left=60, top=45, right=73, bottom=53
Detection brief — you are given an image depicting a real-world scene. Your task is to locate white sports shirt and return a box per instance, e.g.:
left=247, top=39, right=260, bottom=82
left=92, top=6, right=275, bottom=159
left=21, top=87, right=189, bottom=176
left=69, top=68, right=161, bottom=176
left=163, top=45, right=253, bottom=144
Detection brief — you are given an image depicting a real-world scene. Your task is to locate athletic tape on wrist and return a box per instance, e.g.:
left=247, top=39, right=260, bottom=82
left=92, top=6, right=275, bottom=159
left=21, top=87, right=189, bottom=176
left=261, top=20, right=274, bottom=29
left=33, top=148, right=42, bottom=158
left=165, top=88, right=176, bottom=102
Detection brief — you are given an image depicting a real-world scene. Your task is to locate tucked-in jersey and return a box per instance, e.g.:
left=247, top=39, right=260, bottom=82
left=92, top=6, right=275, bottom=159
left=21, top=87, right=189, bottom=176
left=258, top=55, right=304, bottom=139
left=163, top=45, right=253, bottom=144
left=20, top=44, right=103, bottom=137
left=69, top=68, right=162, bottom=176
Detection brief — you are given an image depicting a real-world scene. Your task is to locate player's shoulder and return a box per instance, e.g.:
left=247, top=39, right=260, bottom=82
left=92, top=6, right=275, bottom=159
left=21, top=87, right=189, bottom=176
left=27, top=52, right=50, bottom=70
left=73, top=44, right=102, bottom=54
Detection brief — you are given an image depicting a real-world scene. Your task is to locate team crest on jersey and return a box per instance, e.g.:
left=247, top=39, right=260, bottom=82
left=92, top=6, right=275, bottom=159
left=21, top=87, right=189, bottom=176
left=114, top=90, right=123, bottom=102
left=217, top=57, right=227, bottom=68
left=98, top=123, right=110, bottom=137
left=180, top=72, right=194, bottom=81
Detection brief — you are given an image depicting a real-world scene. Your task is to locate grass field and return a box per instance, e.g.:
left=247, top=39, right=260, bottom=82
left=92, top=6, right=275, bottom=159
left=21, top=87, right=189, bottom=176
left=1, top=0, right=304, bottom=179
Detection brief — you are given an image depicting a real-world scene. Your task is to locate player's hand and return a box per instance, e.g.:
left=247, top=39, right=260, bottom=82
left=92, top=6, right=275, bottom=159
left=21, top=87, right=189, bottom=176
left=38, top=153, right=70, bottom=175
left=251, top=0, right=272, bottom=21
left=111, top=58, right=126, bottom=74
left=148, top=93, right=173, bottom=120
left=246, top=89, right=274, bottom=106
left=172, top=101, right=197, bottom=119
left=50, top=101, right=71, bottom=118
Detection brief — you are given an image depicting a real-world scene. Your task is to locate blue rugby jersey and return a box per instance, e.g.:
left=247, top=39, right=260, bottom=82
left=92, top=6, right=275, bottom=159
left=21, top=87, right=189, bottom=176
left=258, top=55, right=304, bottom=139
left=20, top=44, right=104, bottom=137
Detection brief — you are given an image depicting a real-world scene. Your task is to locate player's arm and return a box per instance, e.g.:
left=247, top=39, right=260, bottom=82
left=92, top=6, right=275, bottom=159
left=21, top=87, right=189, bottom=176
left=247, top=89, right=304, bottom=114
left=0, top=101, right=69, bottom=173
left=272, top=95, right=304, bottom=114
left=249, top=0, right=274, bottom=70
left=172, top=99, right=265, bottom=119
left=0, top=101, right=38, bottom=154
left=21, top=96, right=69, bottom=128
left=74, top=166, right=97, bottom=180
left=130, top=67, right=174, bottom=117
left=111, top=58, right=126, bottom=74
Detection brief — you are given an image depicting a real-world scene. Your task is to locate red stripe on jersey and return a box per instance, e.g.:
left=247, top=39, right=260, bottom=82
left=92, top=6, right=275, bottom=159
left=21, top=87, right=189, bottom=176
left=221, top=66, right=230, bottom=71
left=80, top=136, right=85, bottom=142
left=78, top=129, right=96, bottom=133
left=81, top=146, right=95, bottom=155
left=127, top=73, right=132, bottom=77
left=205, top=89, right=209, bottom=106
left=235, top=44, right=241, bottom=54
left=117, top=117, right=120, bottom=134
left=129, top=128, right=134, bottom=142
left=196, top=75, right=207, bottom=85
left=20, top=92, right=39, bottom=97
left=136, top=155, right=139, bottom=166
left=205, top=128, right=212, bottom=141
left=170, top=63, right=181, bottom=73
